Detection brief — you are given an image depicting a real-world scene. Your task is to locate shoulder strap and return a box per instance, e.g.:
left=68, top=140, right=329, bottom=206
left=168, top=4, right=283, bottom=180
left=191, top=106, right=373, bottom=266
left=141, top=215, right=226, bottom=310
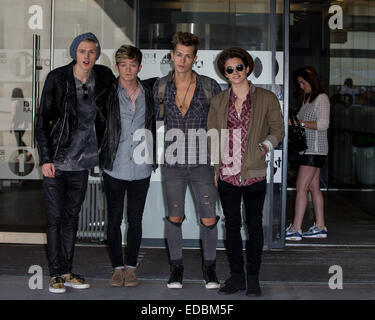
left=199, top=75, right=214, bottom=104
left=158, top=73, right=172, bottom=119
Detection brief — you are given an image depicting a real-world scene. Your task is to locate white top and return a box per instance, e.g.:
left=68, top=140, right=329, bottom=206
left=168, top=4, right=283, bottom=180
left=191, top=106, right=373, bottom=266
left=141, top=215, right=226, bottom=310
left=297, top=93, right=330, bottom=155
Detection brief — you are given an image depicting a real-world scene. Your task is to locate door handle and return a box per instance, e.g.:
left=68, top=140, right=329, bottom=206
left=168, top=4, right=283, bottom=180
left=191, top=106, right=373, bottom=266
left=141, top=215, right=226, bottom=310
left=32, top=34, right=42, bottom=148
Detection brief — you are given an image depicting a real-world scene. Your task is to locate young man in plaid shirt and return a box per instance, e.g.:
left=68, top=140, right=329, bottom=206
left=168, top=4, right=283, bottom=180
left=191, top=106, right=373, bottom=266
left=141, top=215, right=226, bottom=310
left=153, top=32, right=221, bottom=290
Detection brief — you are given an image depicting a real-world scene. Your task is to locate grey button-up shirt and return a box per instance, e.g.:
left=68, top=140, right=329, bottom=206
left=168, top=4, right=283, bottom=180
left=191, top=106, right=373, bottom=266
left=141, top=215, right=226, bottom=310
left=104, top=81, right=152, bottom=181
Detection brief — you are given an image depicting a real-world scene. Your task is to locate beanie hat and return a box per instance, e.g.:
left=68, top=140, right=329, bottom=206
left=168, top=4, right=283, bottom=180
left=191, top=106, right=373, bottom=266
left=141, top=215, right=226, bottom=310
left=69, top=32, right=101, bottom=61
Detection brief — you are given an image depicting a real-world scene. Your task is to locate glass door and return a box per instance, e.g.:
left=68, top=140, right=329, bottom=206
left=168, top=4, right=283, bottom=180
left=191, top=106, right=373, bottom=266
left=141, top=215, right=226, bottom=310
left=0, top=1, right=51, bottom=242
left=137, top=0, right=288, bottom=249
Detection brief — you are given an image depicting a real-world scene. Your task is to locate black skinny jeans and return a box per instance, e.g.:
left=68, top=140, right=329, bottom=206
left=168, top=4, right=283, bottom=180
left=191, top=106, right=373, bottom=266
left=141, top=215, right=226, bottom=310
left=218, top=179, right=266, bottom=276
left=103, top=172, right=150, bottom=268
left=43, top=170, right=89, bottom=277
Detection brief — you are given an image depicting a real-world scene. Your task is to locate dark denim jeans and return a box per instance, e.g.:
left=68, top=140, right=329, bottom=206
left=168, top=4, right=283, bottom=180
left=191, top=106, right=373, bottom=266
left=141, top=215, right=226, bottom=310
left=103, top=172, right=150, bottom=268
left=43, top=170, right=89, bottom=277
left=218, top=179, right=266, bottom=276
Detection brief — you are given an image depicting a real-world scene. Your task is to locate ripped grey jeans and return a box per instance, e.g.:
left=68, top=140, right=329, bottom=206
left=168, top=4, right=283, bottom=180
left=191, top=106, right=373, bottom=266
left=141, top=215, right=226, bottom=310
left=162, top=165, right=219, bottom=265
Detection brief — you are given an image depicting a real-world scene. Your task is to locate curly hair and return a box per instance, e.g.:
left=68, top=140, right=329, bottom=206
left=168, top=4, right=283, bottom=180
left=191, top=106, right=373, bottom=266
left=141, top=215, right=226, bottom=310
left=217, top=47, right=254, bottom=78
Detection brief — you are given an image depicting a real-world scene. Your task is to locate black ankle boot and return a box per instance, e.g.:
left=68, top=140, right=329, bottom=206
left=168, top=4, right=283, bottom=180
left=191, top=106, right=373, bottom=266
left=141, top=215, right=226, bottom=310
left=246, top=275, right=261, bottom=296
left=218, top=273, right=246, bottom=295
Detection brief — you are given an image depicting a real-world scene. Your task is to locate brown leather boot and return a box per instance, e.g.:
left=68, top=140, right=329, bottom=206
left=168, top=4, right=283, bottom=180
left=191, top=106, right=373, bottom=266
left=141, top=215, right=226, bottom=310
left=124, top=266, right=139, bottom=287
left=109, top=268, right=125, bottom=287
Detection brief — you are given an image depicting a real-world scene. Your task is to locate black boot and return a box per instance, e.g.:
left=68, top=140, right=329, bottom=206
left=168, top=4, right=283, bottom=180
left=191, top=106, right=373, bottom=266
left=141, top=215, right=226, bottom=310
left=246, top=275, right=261, bottom=297
left=167, top=264, right=184, bottom=289
left=203, top=261, right=220, bottom=289
left=218, top=273, right=246, bottom=295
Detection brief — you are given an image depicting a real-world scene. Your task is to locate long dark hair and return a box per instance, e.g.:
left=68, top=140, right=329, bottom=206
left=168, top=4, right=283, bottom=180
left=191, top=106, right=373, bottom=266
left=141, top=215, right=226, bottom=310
left=293, top=66, right=326, bottom=105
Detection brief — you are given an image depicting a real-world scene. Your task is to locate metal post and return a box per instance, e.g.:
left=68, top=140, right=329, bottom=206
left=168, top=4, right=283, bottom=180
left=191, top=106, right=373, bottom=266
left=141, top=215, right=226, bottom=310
left=134, top=0, right=139, bottom=47
left=32, top=34, right=41, bottom=148
left=265, top=0, right=277, bottom=249
left=50, top=0, right=55, bottom=71
left=280, top=0, right=290, bottom=247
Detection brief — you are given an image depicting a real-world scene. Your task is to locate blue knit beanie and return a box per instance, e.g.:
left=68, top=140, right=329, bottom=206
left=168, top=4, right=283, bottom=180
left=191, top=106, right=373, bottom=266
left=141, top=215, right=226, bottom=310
left=69, top=32, right=101, bottom=61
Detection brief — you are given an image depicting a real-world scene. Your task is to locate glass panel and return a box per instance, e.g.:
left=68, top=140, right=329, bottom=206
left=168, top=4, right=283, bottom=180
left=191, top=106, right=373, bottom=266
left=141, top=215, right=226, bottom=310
left=289, top=0, right=375, bottom=190
left=288, top=0, right=375, bottom=246
left=53, top=0, right=135, bottom=70
left=52, top=0, right=136, bottom=242
left=329, top=0, right=375, bottom=188
left=0, top=0, right=51, bottom=233
left=138, top=0, right=286, bottom=249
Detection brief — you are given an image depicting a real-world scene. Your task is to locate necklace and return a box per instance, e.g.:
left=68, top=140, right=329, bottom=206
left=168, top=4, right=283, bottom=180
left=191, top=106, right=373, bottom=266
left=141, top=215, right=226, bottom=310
left=175, top=74, right=193, bottom=112
left=126, top=83, right=139, bottom=100
left=234, top=97, right=244, bottom=118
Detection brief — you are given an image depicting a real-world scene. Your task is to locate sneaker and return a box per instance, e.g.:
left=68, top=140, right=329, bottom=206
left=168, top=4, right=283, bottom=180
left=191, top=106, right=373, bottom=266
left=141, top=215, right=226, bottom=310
left=49, top=276, right=66, bottom=294
left=109, top=268, right=125, bottom=287
left=167, top=265, right=184, bottom=289
left=62, top=273, right=90, bottom=289
left=124, top=266, right=139, bottom=287
left=285, top=224, right=302, bottom=241
left=203, top=264, right=220, bottom=289
left=302, top=223, right=328, bottom=238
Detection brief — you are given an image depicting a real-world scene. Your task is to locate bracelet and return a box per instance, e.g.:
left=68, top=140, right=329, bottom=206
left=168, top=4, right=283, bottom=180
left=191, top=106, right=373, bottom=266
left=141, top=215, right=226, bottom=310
left=301, top=121, right=305, bottom=128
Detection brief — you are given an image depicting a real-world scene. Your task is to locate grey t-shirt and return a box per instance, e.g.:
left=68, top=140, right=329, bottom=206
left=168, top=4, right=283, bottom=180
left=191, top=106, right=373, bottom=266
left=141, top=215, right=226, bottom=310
left=54, top=71, right=99, bottom=171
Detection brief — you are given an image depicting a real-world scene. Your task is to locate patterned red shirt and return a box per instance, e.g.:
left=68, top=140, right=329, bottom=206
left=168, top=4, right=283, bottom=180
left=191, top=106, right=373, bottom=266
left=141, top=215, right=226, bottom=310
left=219, top=89, right=266, bottom=186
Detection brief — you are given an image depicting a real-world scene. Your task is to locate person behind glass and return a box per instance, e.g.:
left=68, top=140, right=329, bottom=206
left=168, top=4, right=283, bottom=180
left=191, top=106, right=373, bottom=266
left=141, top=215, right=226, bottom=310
left=100, top=45, right=156, bottom=287
left=10, top=88, right=32, bottom=161
left=35, top=32, right=115, bottom=293
left=340, top=78, right=359, bottom=105
left=153, top=32, right=222, bottom=290
left=285, top=66, right=330, bottom=241
left=207, top=47, right=285, bottom=296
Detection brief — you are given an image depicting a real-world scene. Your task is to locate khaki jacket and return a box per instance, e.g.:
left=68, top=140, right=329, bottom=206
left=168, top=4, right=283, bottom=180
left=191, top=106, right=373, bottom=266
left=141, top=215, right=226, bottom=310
left=207, top=83, right=285, bottom=180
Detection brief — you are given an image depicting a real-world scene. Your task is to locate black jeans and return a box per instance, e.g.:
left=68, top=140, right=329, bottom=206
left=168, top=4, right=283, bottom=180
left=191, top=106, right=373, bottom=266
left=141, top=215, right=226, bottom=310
left=218, top=179, right=266, bottom=276
left=43, top=170, right=89, bottom=277
left=103, top=172, right=150, bottom=268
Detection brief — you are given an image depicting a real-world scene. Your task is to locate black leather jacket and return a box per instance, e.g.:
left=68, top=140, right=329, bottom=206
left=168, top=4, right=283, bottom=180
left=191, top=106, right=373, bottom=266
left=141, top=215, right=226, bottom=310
left=100, top=77, right=157, bottom=171
left=36, top=62, right=115, bottom=165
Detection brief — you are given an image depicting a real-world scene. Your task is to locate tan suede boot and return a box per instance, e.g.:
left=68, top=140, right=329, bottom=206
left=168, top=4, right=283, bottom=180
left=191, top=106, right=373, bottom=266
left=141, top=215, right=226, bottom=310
left=109, top=268, right=125, bottom=287
left=124, top=266, right=138, bottom=287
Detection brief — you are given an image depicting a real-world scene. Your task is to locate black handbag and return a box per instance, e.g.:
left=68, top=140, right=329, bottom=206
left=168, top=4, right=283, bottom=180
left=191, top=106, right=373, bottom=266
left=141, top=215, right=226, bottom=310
left=288, top=111, right=308, bottom=154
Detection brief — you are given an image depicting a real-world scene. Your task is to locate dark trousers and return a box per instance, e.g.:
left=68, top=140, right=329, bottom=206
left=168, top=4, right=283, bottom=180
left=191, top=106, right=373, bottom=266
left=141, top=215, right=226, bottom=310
left=14, top=130, right=26, bottom=154
left=103, top=172, right=150, bottom=268
left=218, top=179, right=266, bottom=276
left=43, top=170, right=89, bottom=277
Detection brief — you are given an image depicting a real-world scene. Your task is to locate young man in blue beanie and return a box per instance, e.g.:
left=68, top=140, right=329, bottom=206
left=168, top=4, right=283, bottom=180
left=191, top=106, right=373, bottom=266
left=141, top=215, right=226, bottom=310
left=36, top=32, right=115, bottom=293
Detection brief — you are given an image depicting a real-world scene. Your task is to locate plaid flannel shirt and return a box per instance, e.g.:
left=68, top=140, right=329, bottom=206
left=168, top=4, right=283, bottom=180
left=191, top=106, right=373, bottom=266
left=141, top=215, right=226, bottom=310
left=153, top=72, right=221, bottom=168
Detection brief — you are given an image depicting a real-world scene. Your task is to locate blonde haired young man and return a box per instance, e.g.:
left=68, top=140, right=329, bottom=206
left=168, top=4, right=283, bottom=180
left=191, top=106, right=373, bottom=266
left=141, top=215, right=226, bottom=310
left=100, top=45, right=156, bottom=287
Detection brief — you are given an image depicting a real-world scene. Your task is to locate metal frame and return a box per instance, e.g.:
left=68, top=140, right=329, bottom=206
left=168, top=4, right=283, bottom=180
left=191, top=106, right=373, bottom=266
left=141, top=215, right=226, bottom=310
left=30, top=0, right=291, bottom=248
left=268, top=0, right=289, bottom=249
left=279, top=0, right=290, bottom=248
left=50, top=0, right=55, bottom=70
left=31, top=34, right=41, bottom=148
